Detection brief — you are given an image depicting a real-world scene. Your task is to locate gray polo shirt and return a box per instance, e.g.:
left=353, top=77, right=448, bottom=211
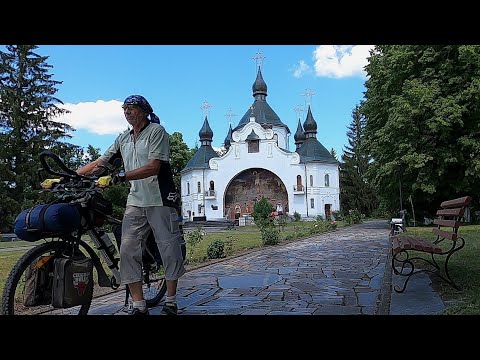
left=100, top=123, right=170, bottom=207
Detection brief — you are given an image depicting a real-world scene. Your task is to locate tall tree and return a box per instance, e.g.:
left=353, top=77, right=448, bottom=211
left=169, top=131, right=194, bottom=192
left=340, top=105, right=377, bottom=216
left=330, top=148, right=338, bottom=161
left=0, top=45, right=80, bottom=231
left=361, top=45, right=480, bottom=218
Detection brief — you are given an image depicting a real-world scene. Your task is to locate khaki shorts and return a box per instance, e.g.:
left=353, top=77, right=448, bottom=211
left=119, top=205, right=186, bottom=284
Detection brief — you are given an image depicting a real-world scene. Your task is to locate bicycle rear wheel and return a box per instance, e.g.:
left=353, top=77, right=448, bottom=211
left=143, top=263, right=167, bottom=307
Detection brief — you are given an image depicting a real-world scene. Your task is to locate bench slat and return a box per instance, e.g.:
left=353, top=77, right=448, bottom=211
left=440, top=196, right=473, bottom=209
left=392, top=235, right=443, bottom=255
left=433, top=219, right=460, bottom=228
left=392, top=237, right=402, bottom=253
left=432, top=228, right=457, bottom=241
left=436, top=208, right=464, bottom=217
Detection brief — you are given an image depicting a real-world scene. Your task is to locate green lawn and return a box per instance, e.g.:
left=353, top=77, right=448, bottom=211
left=0, top=239, right=41, bottom=248
left=0, top=250, right=26, bottom=299
left=184, top=220, right=347, bottom=264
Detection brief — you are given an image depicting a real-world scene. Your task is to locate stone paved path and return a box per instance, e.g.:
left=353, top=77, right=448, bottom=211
left=84, top=219, right=392, bottom=315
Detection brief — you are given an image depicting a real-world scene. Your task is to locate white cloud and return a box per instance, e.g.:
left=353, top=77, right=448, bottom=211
left=292, top=60, right=311, bottom=78
left=55, top=100, right=129, bottom=135
left=312, top=45, right=373, bottom=78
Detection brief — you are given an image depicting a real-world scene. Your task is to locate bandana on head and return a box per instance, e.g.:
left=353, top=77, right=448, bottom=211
left=123, top=95, right=160, bottom=124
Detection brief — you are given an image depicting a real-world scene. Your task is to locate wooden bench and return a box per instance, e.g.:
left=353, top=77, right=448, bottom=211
left=391, top=195, right=472, bottom=293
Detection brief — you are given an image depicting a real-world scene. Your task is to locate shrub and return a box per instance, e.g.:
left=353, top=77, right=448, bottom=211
left=260, top=225, right=280, bottom=246
left=276, top=214, right=287, bottom=231
left=332, top=211, right=343, bottom=221
left=185, top=226, right=205, bottom=262
left=330, top=221, right=338, bottom=230
left=252, top=197, right=274, bottom=226
left=293, top=212, right=301, bottom=222
left=207, top=239, right=225, bottom=259
left=345, top=209, right=363, bottom=225
left=284, top=234, right=295, bottom=241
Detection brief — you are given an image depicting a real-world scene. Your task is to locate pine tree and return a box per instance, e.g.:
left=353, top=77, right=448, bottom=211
left=340, top=105, right=378, bottom=216
left=0, top=45, right=81, bottom=231
left=330, top=148, right=338, bottom=161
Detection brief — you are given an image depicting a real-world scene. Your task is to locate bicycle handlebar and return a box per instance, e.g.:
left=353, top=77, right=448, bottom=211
left=38, top=151, right=123, bottom=195
left=39, top=150, right=89, bottom=180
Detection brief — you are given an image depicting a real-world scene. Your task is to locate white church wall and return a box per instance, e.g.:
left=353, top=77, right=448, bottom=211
left=271, top=126, right=289, bottom=150
left=181, top=170, right=209, bottom=220
left=304, top=163, right=340, bottom=219
left=181, top=120, right=340, bottom=222
left=182, top=158, right=340, bottom=221
left=191, top=121, right=301, bottom=220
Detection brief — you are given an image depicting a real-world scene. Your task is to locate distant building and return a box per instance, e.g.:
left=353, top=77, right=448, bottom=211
left=180, top=65, right=340, bottom=222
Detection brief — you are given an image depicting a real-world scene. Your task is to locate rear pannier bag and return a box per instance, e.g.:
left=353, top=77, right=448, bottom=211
left=14, top=203, right=81, bottom=242
left=23, top=255, right=55, bottom=307
left=52, top=256, right=94, bottom=308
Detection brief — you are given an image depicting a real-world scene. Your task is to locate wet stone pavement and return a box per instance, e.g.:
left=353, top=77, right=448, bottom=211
left=84, top=219, right=393, bottom=316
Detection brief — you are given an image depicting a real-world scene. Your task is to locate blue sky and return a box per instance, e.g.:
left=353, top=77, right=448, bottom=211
left=32, top=45, right=371, bottom=157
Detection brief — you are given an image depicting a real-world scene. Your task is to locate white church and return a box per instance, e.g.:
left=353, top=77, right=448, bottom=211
left=180, top=64, right=340, bottom=223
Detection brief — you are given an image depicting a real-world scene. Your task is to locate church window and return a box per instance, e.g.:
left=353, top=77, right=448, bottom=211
left=197, top=182, right=201, bottom=193
left=248, top=140, right=259, bottom=153
left=325, top=174, right=330, bottom=187
left=310, top=198, right=315, bottom=208
left=296, top=175, right=303, bottom=191
left=187, top=182, right=190, bottom=195
left=310, top=175, right=314, bottom=187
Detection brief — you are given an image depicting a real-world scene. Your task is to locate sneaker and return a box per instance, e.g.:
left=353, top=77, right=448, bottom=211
left=129, top=307, right=149, bottom=316
left=160, top=302, right=178, bottom=315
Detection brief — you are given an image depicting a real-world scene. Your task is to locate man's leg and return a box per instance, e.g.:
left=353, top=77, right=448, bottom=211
left=120, top=206, right=151, bottom=314
left=147, top=206, right=186, bottom=315
left=166, top=280, right=178, bottom=297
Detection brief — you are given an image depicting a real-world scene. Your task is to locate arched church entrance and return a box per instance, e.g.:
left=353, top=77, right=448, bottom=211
left=224, top=168, right=289, bottom=220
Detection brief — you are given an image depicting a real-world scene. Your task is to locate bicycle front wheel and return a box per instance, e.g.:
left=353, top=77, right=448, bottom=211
left=1, top=240, right=94, bottom=315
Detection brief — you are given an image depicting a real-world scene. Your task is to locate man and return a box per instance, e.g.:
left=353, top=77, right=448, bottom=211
left=77, top=95, right=185, bottom=315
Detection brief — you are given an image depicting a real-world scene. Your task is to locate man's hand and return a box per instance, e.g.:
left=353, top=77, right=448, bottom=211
left=41, top=178, right=61, bottom=189
left=97, top=171, right=125, bottom=187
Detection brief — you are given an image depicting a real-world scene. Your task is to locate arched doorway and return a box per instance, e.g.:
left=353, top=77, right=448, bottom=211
left=224, top=168, right=289, bottom=220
